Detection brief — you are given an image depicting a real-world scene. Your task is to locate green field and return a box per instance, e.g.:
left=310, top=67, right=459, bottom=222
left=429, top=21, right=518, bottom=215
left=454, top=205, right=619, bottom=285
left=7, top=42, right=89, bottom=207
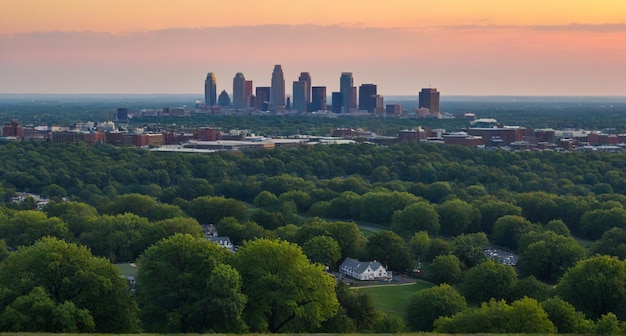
left=354, top=281, right=434, bottom=318
left=115, top=262, right=138, bottom=277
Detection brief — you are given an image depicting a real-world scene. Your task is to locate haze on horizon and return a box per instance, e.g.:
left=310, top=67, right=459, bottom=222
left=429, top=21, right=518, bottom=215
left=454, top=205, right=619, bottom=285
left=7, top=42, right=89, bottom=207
left=1, top=0, right=625, bottom=96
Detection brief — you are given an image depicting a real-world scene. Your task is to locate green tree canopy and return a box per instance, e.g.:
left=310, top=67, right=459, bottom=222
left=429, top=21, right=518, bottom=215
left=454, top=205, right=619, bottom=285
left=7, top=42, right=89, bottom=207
left=232, top=239, right=339, bottom=333
left=460, top=260, right=517, bottom=304
left=302, top=235, right=342, bottom=269
left=367, top=230, right=413, bottom=271
left=557, top=255, right=626, bottom=320
left=137, top=233, right=246, bottom=333
left=0, top=237, right=139, bottom=333
left=437, top=199, right=481, bottom=236
left=405, top=284, right=467, bottom=331
left=391, top=201, right=440, bottom=238
left=435, top=298, right=555, bottom=334
left=492, top=215, right=537, bottom=251
left=518, top=231, right=586, bottom=283
left=428, top=254, right=463, bottom=285
left=541, top=297, right=594, bottom=334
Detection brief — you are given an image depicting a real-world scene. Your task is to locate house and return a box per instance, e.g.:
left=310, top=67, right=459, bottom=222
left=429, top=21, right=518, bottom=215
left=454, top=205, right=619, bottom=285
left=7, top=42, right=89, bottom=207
left=206, top=236, right=235, bottom=251
left=339, top=257, right=392, bottom=281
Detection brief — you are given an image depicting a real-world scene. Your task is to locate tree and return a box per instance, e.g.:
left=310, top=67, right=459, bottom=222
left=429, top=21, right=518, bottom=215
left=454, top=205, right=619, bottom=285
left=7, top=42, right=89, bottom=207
left=428, top=254, right=462, bottom=285
left=424, top=238, right=451, bottom=262
left=437, top=199, right=481, bottom=236
left=541, top=297, right=594, bottom=334
left=303, top=236, right=342, bottom=269
left=518, top=231, right=586, bottom=283
left=137, top=234, right=246, bottom=333
left=233, top=239, right=339, bottom=333
left=435, top=298, right=555, bottom=334
left=545, top=219, right=571, bottom=236
left=78, top=213, right=147, bottom=262
left=0, top=237, right=140, bottom=333
left=557, top=255, right=626, bottom=320
left=0, top=210, right=69, bottom=247
left=44, top=201, right=98, bottom=240
left=334, top=282, right=378, bottom=331
left=580, top=207, right=626, bottom=240
left=593, top=227, right=626, bottom=259
left=405, top=284, right=467, bottom=331
left=372, top=314, right=406, bottom=333
left=391, top=201, right=440, bottom=238
left=187, top=196, right=247, bottom=224
left=460, top=260, right=517, bottom=304
left=595, top=313, right=621, bottom=335
left=367, top=230, right=413, bottom=271
left=509, top=275, right=552, bottom=302
left=450, top=232, right=488, bottom=268
left=409, top=231, right=430, bottom=261
left=492, top=215, right=536, bottom=251
left=476, top=198, right=522, bottom=234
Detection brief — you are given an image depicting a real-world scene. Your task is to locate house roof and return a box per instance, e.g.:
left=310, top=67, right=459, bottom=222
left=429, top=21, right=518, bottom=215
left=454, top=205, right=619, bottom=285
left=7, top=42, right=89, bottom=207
left=339, top=257, right=384, bottom=274
left=206, top=236, right=232, bottom=245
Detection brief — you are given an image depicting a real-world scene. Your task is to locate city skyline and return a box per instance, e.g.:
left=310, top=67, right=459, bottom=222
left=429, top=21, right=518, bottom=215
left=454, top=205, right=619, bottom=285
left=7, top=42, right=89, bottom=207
left=1, top=1, right=625, bottom=96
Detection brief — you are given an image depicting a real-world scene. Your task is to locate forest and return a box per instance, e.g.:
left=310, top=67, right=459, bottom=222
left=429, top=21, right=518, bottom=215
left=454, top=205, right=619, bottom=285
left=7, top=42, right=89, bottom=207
left=2, top=132, right=626, bottom=333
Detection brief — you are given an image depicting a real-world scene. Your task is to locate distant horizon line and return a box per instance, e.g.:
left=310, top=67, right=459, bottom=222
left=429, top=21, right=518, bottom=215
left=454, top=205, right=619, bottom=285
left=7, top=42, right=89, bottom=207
left=1, top=93, right=625, bottom=98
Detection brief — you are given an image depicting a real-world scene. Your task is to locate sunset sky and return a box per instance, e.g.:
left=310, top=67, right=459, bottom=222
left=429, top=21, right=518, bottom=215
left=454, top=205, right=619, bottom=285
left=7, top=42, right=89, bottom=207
left=1, top=0, right=625, bottom=95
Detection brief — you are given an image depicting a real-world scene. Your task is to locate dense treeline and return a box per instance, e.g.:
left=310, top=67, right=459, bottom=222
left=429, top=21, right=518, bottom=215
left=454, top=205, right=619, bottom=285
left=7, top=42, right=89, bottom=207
left=4, top=140, right=626, bottom=332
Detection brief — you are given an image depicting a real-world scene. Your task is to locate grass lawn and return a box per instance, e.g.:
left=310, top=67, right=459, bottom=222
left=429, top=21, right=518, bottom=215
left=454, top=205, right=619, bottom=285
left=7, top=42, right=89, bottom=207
left=353, top=281, right=433, bottom=318
left=115, top=262, right=138, bottom=277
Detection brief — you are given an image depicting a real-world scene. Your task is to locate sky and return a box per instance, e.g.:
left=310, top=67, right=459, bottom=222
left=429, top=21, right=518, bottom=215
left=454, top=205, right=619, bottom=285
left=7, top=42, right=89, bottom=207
left=1, top=0, right=626, bottom=96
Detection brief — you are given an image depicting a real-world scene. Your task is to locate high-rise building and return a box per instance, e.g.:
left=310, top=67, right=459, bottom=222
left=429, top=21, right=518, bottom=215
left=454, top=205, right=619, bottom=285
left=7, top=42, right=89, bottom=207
left=298, top=72, right=312, bottom=105
left=419, top=88, right=440, bottom=113
left=348, top=86, right=357, bottom=111
left=218, top=90, right=231, bottom=107
left=359, top=84, right=377, bottom=113
left=245, top=80, right=253, bottom=108
left=204, top=72, right=217, bottom=106
left=339, top=72, right=353, bottom=113
left=386, top=104, right=403, bottom=116
left=255, top=86, right=271, bottom=110
left=271, top=65, right=285, bottom=109
left=116, top=108, right=129, bottom=121
left=2, top=119, right=24, bottom=138
left=374, top=95, right=384, bottom=114
left=233, top=72, right=246, bottom=109
left=292, top=81, right=307, bottom=112
left=311, top=86, right=327, bottom=111
left=331, top=92, right=342, bottom=114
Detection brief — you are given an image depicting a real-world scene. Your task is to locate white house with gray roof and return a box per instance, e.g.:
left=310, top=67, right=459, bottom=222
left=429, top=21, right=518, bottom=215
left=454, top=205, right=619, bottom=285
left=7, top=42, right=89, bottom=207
left=339, top=257, right=391, bottom=281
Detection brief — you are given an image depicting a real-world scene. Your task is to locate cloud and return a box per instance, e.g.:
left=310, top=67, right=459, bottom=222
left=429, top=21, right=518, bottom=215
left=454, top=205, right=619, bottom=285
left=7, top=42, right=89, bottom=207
left=434, top=23, right=626, bottom=32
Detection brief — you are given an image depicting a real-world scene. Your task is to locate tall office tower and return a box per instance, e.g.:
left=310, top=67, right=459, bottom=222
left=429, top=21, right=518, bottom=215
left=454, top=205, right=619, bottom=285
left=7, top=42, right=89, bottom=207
left=339, top=72, right=353, bottom=113
left=204, top=72, right=217, bottom=106
left=419, top=88, right=440, bottom=113
left=359, top=84, right=377, bottom=113
left=311, top=86, right=327, bottom=111
left=245, top=80, right=253, bottom=108
left=348, top=86, right=357, bottom=111
left=233, top=72, right=246, bottom=109
left=218, top=90, right=231, bottom=107
left=331, top=92, right=342, bottom=114
left=271, top=64, right=286, bottom=109
left=255, top=86, right=271, bottom=110
left=116, top=108, right=129, bottom=121
left=292, top=81, right=307, bottom=112
left=298, top=72, right=312, bottom=105
left=374, top=94, right=384, bottom=114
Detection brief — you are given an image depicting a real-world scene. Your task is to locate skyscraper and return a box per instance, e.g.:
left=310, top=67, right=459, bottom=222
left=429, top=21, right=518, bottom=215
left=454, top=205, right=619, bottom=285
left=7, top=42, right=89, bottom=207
left=245, top=80, right=253, bottom=109
left=292, top=81, right=306, bottom=112
left=359, top=84, right=377, bottom=113
left=204, top=72, right=217, bottom=106
left=331, top=92, right=342, bottom=114
left=271, top=65, right=285, bottom=109
left=340, top=72, right=354, bottom=113
left=255, top=86, right=271, bottom=110
left=311, top=86, right=327, bottom=111
left=218, top=90, right=231, bottom=107
left=348, top=86, right=357, bottom=111
left=298, top=72, right=312, bottom=105
left=419, top=88, right=440, bottom=113
left=233, top=72, right=246, bottom=109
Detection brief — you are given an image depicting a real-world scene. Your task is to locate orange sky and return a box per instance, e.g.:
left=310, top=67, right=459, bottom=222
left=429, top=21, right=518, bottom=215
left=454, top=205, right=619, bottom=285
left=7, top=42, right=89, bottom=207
left=3, top=0, right=625, bottom=34
left=1, top=1, right=625, bottom=95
